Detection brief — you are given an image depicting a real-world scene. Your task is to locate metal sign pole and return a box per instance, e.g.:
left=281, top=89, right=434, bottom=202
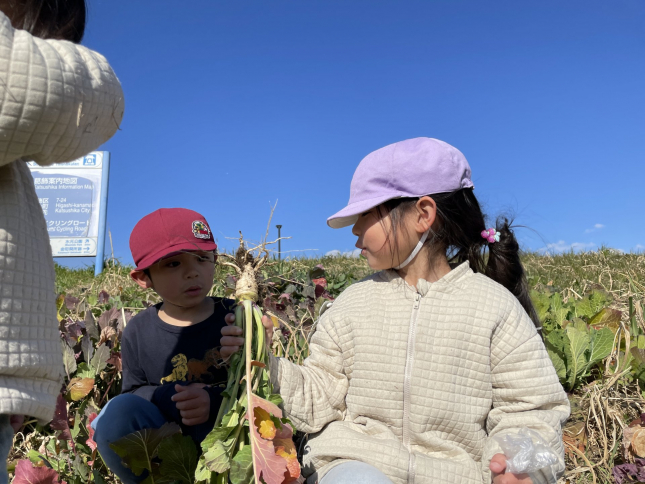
left=276, top=225, right=282, bottom=260
left=94, top=152, right=111, bottom=276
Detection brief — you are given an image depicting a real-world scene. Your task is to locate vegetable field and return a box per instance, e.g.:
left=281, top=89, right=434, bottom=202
left=9, top=250, right=645, bottom=484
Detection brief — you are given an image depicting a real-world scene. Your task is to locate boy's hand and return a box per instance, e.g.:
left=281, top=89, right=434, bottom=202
left=171, top=383, right=210, bottom=426
left=490, top=454, right=532, bottom=484
left=220, top=313, right=273, bottom=360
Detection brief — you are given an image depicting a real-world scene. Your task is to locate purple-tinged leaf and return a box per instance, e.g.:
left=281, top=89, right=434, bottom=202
left=13, top=459, right=65, bottom=484
left=84, top=310, right=100, bottom=341
left=98, top=290, right=110, bottom=304
left=64, top=320, right=84, bottom=342
left=98, top=307, right=119, bottom=331
left=613, top=458, right=645, bottom=484
left=50, top=394, right=71, bottom=441
left=64, top=296, right=80, bottom=310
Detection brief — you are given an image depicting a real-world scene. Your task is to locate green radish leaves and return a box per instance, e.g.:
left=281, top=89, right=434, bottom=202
left=109, top=422, right=181, bottom=478
left=535, top=287, right=621, bottom=391
left=158, top=433, right=199, bottom=484
left=198, top=297, right=302, bottom=484
left=229, top=446, right=253, bottom=484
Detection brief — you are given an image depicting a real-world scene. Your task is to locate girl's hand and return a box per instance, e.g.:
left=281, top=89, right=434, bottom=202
left=220, top=313, right=273, bottom=360
left=490, top=454, right=532, bottom=484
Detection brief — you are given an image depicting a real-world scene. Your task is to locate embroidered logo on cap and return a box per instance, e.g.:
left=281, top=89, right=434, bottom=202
left=192, top=220, right=211, bottom=240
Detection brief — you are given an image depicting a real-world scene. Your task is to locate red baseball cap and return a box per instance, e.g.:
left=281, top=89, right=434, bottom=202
left=129, top=208, right=218, bottom=270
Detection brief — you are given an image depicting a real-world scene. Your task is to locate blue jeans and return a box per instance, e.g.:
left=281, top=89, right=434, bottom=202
left=92, top=394, right=171, bottom=484
left=319, top=461, right=394, bottom=484
left=0, top=415, right=12, bottom=484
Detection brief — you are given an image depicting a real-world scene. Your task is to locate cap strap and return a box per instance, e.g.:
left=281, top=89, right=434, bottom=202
left=394, top=228, right=431, bottom=270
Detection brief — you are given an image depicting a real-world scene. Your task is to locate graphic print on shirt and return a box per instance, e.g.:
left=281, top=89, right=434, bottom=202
left=159, top=347, right=223, bottom=384
left=160, top=354, right=188, bottom=383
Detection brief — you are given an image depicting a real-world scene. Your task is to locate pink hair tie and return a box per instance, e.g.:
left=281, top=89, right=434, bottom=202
left=481, top=228, right=500, bottom=244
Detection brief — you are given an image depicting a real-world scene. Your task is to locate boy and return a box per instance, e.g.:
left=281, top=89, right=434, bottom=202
left=92, top=208, right=234, bottom=484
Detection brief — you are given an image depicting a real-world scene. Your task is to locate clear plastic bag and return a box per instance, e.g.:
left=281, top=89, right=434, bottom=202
left=493, top=428, right=559, bottom=474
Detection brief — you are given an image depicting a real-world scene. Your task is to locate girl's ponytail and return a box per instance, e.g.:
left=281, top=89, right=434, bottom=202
left=485, top=218, right=540, bottom=329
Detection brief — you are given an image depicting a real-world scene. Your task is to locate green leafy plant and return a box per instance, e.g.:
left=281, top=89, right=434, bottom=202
left=109, top=423, right=184, bottom=483
left=544, top=320, right=615, bottom=391
left=533, top=288, right=618, bottom=391
left=198, top=234, right=302, bottom=484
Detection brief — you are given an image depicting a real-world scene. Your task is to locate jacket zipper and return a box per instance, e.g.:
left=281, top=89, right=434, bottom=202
left=403, top=292, right=421, bottom=484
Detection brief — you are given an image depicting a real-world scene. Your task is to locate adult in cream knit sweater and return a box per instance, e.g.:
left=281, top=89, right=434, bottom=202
left=0, top=0, right=123, bottom=479
left=222, top=138, right=570, bottom=484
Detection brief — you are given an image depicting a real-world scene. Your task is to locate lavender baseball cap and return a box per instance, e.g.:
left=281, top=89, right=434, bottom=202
left=327, top=137, right=474, bottom=228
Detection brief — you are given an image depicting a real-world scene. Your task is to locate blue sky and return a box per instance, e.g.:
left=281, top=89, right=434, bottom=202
left=59, top=0, right=645, bottom=266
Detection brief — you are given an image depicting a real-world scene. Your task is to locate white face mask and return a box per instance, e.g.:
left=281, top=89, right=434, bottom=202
left=393, top=228, right=431, bottom=270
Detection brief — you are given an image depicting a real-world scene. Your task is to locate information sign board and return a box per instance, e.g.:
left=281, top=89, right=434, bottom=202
left=28, top=151, right=110, bottom=275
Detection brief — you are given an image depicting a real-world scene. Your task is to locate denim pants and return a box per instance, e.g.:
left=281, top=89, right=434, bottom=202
left=0, top=415, right=12, bottom=484
left=319, top=461, right=394, bottom=484
left=92, top=395, right=167, bottom=484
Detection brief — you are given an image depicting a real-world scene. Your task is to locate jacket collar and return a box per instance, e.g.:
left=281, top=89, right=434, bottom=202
left=377, top=261, right=474, bottom=296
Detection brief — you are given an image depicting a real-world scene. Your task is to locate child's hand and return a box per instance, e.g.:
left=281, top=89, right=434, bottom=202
left=224, top=313, right=235, bottom=326
left=171, top=383, right=210, bottom=426
left=220, top=313, right=273, bottom=360
left=490, top=454, right=532, bottom=484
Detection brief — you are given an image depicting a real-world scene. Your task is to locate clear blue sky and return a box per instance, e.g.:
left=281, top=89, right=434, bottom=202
left=60, top=0, right=645, bottom=266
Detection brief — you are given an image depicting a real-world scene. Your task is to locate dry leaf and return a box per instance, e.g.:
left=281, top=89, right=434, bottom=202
left=254, top=407, right=277, bottom=440
left=563, top=421, right=586, bottom=457
left=632, top=428, right=645, bottom=457
left=274, top=438, right=301, bottom=483
left=67, top=378, right=95, bottom=401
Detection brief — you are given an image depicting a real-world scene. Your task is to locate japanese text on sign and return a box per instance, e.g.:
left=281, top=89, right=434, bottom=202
left=28, top=152, right=105, bottom=257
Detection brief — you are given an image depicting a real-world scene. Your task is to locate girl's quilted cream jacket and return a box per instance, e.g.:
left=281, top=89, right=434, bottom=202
left=0, top=11, right=124, bottom=423
left=270, top=262, right=570, bottom=484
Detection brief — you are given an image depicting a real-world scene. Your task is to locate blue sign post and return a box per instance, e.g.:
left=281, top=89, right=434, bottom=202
left=28, top=151, right=111, bottom=276
left=95, top=153, right=111, bottom=276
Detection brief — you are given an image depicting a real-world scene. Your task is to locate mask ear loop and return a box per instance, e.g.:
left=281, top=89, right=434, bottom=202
left=394, top=228, right=431, bottom=270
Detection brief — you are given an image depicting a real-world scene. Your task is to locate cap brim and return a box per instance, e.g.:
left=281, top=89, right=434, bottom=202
left=134, top=240, right=218, bottom=271
left=327, top=195, right=399, bottom=229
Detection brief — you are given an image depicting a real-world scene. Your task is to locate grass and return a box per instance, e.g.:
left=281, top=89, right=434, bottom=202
left=59, top=248, right=645, bottom=305
left=523, top=249, right=645, bottom=317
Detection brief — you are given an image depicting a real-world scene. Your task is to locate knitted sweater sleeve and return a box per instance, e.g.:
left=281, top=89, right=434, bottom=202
left=0, top=11, right=124, bottom=167
left=481, top=297, right=570, bottom=484
left=269, top=310, right=348, bottom=434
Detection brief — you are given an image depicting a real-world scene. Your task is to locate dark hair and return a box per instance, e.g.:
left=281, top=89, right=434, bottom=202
left=4, top=0, right=86, bottom=43
left=377, top=188, right=541, bottom=331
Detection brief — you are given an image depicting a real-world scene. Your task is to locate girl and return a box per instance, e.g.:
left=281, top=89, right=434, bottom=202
left=221, top=138, right=569, bottom=484
left=0, top=1, right=123, bottom=480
